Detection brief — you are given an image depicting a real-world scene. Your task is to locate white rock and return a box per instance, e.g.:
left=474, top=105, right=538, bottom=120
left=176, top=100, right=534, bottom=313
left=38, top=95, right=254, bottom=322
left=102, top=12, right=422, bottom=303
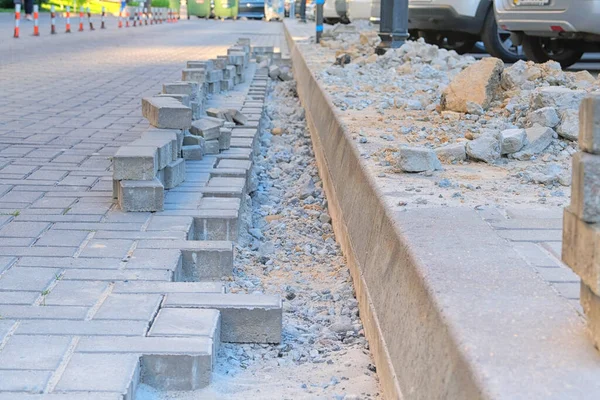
left=556, top=109, right=579, bottom=141
left=501, top=129, right=527, bottom=154
left=395, top=146, right=442, bottom=172
left=435, top=143, right=466, bottom=163
left=527, top=107, right=560, bottom=128
left=511, top=124, right=554, bottom=160
left=530, top=86, right=586, bottom=110
left=466, top=131, right=501, bottom=163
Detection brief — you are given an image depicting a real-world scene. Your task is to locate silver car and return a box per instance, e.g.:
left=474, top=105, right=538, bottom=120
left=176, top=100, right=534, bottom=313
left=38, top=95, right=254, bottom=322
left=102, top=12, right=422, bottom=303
left=495, top=0, right=600, bottom=67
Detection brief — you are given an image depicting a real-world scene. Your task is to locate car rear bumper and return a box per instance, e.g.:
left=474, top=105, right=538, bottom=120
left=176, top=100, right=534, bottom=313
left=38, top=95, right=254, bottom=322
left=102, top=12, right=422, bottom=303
left=408, top=5, right=483, bottom=35
left=494, top=0, right=600, bottom=36
left=238, top=3, right=265, bottom=17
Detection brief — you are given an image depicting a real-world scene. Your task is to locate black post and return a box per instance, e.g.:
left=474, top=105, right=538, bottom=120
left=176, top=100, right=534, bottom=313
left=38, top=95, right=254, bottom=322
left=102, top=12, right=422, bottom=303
left=316, top=0, right=323, bottom=43
left=378, top=0, right=409, bottom=53
left=299, top=0, right=306, bottom=22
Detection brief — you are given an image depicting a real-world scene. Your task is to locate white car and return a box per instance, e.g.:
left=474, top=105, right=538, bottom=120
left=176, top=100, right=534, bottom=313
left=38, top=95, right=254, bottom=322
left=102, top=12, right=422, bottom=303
left=494, top=0, right=600, bottom=67
left=408, top=0, right=523, bottom=62
left=324, top=0, right=347, bottom=23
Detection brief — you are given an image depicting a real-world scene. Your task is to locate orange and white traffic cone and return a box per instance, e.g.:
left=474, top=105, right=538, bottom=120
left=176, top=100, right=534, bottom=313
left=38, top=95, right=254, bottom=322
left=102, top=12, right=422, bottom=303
left=101, top=6, right=106, bottom=29
left=87, top=7, right=94, bottom=30
left=13, top=4, right=20, bottom=38
left=33, top=4, right=39, bottom=36
left=78, top=6, right=84, bottom=31
left=50, top=5, right=57, bottom=34
left=126, top=11, right=130, bottom=27
left=65, top=6, right=71, bottom=32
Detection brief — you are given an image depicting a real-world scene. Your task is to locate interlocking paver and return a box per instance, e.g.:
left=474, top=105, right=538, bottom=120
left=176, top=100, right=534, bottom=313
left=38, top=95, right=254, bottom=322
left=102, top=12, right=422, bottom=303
left=0, top=335, right=71, bottom=370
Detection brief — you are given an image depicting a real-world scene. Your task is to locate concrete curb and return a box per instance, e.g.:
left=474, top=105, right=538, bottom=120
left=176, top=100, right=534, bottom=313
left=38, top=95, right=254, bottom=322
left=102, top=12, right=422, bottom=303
left=284, top=22, right=600, bottom=400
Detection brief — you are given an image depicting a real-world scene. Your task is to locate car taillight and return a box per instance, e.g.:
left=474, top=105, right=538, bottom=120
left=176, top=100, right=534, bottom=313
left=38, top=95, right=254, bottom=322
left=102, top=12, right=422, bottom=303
left=550, top=25, right=564, bottom=32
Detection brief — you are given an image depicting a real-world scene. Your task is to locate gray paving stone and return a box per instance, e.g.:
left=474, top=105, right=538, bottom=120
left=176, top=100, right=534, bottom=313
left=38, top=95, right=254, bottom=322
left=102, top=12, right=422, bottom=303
left=0, top=335, right=71, bottom=370
left=17, top=257, right=121, bottom=269
left=0, top=305, right=88, bottom=320
left=0, top=370, right=51, bottom=392
left=163, top=158, right=186, bottom=190
left=149, top=308, right=220, bottom=339
left=112, top=145, right=158, bottom=181
left=113, top=281, right=224, bottom=294
left=0, top=222, right=50, bottom=238
left=142, top=97, right=192, bottom=130
left=0, top=246, right=77, bottom=257
left=0, top=394, right=122, bottom=400
left=0, top=291, right=38, bottom=305
left=535, top=266, right=580, bottom=283
left=164, top=293, right=282, bottom=343
left=0, top=267, right=60, bottom=291
left=129, top=138, right=173, bottom=170
left=146, top=216, right=193, bottom=237
left=496, top=229, right=563, bottom=242
left=35, top=230, right=90, bottom=248
left=55, top=353, right=140, bottom=395
left=119, top=179, right=164, bottom=213
left=63, top=269, right=172, bottom=282
left=181, top=145, right=203, bottom=160
left=125, top=248, right=182, bottom=272
left=79, top=239, right=134, bottom=259
left=44, top=281, right=108, bottom=307
left=94, top=294, right=162, bottom=321
left=16, top=320, right=148, bottom=336
left=0, top=320, right=16, bottom=342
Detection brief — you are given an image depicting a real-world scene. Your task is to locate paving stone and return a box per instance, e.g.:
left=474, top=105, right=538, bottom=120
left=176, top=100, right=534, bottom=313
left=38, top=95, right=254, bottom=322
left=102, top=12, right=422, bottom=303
left=94, top=294, right=162, bottom=321
left=129, top=138, right=173, bottom=170
left=146, top=216, right=193, bottom=237
left=112, top=146, right=158, bottom=181
left=496, top=229, right=562, bottom=242
left=0, top=394, right=122, bottom=400
left=205, top=140, right=220, bottom=155
left=55, top=353, right=140, bottom=395
left=579, top=93, right=600, bottom=154
left=142, top=97, right=192, bottom=130
left=79, top=239, right=134, bottom=259
left=125, top=248, right=182, bottom=272
left=181, top=68, right=207, bottom=84
left=94, top=230, right=187, bottom=241
left=16, top=320, right=148, bottom=336
left=181, top=145, right=203, bottom=160
left=163, top=158, right=186, bottom=190
left=154, top=93, right=191, bottom=107
left=0, top=335, right=71, bottom=370
left=164, top=293, right=282, bottom=343
left=163, top=81, right=200, bottom=97
left=113, top=281, right=224, bottom=294
left=119, top=179, right=164, bottom=212
left=35, top=230, right=90, bottom=248
left=219, top=128, right=232, bottom=150
left=512, top=242, right=562, bottom=267
left=0, top=291, right=38, bottom=305
left=570, top=151, right=600, bottom=223
left=199, top=186, right=244, bottom=199
left=0, top=221, right=50, bottom=238
left=141, top=129, right=180, bottom=161
left=0, top=305, right=88, bottom=320
left=0, top=267, right=60, bottom=291
left=0, top=370, right=51, bottom=392
left=190, top=118, right=223, bottom=140
left=137, top=240, right=233, bottom=281
left=17, top=257, right=121, bottom=269
left=44, top=280, right=108, bottom=307
left=63, top=269, right=172, bottom=282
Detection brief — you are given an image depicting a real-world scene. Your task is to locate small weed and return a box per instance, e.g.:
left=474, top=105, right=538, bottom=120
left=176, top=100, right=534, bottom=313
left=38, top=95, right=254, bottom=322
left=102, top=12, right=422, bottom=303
left=40, top=289, right=51, bottom=306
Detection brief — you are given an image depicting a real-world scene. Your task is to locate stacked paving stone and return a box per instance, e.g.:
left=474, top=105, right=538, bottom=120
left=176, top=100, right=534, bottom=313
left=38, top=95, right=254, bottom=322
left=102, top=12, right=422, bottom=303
left=0, top=40, right=284, bottom=398
left=563, top=93, right=600, bottom=347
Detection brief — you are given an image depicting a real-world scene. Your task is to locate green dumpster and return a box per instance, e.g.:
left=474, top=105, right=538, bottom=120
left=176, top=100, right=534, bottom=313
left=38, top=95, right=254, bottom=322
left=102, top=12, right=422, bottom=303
left=214, top=0, right=238, bottom=19
left=187, top=0, right=210, bottom=17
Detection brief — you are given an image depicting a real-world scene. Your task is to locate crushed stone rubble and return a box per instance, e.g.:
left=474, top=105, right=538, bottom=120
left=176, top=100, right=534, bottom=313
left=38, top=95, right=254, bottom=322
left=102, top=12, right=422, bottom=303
left=139, top=76, right=380, bottom=399
left=297, top=22, right=600, bottom=208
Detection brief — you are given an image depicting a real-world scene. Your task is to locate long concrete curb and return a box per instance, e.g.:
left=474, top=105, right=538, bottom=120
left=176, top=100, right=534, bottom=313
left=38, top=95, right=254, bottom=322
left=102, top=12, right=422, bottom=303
left=284, top=22, right=600, bottom=400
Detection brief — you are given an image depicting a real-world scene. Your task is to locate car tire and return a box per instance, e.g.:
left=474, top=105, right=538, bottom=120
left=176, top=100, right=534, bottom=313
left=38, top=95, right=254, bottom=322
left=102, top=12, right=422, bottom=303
left=522, top=35, right=584, bottom=68
left=481, top=8, right=524, bottom=63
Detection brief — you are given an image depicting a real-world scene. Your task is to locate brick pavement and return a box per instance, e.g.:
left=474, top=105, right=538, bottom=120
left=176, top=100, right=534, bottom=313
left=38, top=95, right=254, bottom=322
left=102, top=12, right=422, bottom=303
left=0, top=19, right=286, bottom=398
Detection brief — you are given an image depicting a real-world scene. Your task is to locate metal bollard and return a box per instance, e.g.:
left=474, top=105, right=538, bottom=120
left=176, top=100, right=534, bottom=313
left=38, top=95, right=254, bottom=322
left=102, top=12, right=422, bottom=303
left=118, top=10, right=123, bottom=28
left=87, top=7, right=94, bottom=30
left=13, top=3, right=20, bottom=38
left=78, top=6, right=84, bottom=31
left=144, top=7, right=148, bottom=25
left=138, top=7, right=142, bottom=27
left=33, top=4, right=39, bottom=36
left=316, top=0, right=323, bottom=43
left=51, top=5, right=57, bottom=34
left=101, top=6, right=106, bottom=29
left=65, top=5, right=71, bottom=33
left=126, top=11, right=130, bottom=27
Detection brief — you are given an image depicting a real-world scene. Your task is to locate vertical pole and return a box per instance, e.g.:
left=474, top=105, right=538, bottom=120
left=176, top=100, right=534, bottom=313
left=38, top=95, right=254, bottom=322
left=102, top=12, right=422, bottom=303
left=101, top=6, right=106, bottom=29
left=144, top=7, right=148, bottom=25
left=299, top=0, right=305, bottom=23
left=51, top=5, right=57, bottom=34
left=87, top=6, right=94, bottom=30
left=13, top=3, right=20, bottom=38
left=150, top=7, right=154, bottom=24
left=138, top=6, right=142, bottom=26
left=78, top=6, right=84, bottom=31
left=33, top=4, right=39, bottom=36
left=378, top=0, right=409, bottom=51
left=315, top=0, right=323, bottom=43
left=289, top=0, right=294, bottom=18
left=126, top=11, right=130, bottom=27
left=65, top=5, right=71, bottom=32
left=118, top=9, right=123, bottom=28
left=133, top=8, right=137, bottom=26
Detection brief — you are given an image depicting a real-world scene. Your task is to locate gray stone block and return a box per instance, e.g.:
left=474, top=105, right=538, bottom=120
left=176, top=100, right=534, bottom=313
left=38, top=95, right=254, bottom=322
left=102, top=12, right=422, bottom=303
left=16, top=320, right=148, bottom=336
left=0, top=335, right=71, bottom=370
left=580, top=93, right=600, bottom=154
left=227, top=109, right=248, bottom=125
left=213, top=57, right=228, bottom=69
left=119, top=178, right=164, bottom=212
left=142, top=97, right=192, bottom=130
left=113, top=281, right=224, bottom=294
left=182, top=68, right=207, bottom=84
left=94, top=294, right=162, bottom=321
left=183, top=134, right=205, bottom=147
left=186, top=60, right=213, bottom=71
left=205, top=140, right=220, bottom=154
left=580, top=281, right=600, bottom=348
left=190, top=208, right=239, bottom=241
left=223, top=65, right=236, bottom=79
left=154, top=93, right=191, bottom=107
left=206, top=107, right=227, bottom=120
left=206, top=69, right=223, bottom=83
left=226, top=52, right=245, bottom=66
left=571, top=152, right=600, bottom=223
left=207, top=82, right=219, bottom=95
left=141, top=128, right=179, bottom=161
left=163, top=293, right=282, bottom=343
left=157, top=168, right=166, bottom=187
left=182, top=145, right=203, bottom=160
left=163, top=81, right=200, bottom=98
left=113, top=146, right=157, bottom=181
left=190, top=117, right=223, bottom=140
left=220, top=79, right=234, bottom=92
left=129, top=137, right=173, bottom=170
left=164, top=158, right=186, bottom=189
left=191, top=100, right=203, bottom=120
left=219, top=128, right=232, bottom=150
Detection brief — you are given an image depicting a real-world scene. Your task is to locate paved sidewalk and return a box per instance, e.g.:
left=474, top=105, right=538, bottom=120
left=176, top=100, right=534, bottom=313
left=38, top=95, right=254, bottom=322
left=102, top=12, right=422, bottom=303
left=0, top=19, right=284, bottom=396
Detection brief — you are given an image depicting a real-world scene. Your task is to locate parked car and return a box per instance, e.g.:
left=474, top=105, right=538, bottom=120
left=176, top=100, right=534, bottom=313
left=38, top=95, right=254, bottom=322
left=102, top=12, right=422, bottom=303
left=406, top=0, right=523, bottom=62
left=346, top=0, right=371, bottom=22
left=494, top=0, right=600, bottom=68
left=239, top=0, right=265, bottom=18
left=324, top=0, right=347, bottom=24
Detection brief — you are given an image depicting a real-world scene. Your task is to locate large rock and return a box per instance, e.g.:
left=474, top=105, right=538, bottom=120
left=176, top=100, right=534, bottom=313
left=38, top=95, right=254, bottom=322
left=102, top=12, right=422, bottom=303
left=530, top=86, right=586, bottom=110
left=501, top=59, right=527, bottom=90
left=526, top=107, right=559, bottom=128
left=395, top=146, right=442, bottom=172
left=466, top=131, right=501, bottom=163
left=556, top=109, right=579, bottom=141
left=500, top=129, right=527, bottom=155
left=435, top=143, right=466, bottom=163
left=441, top=57, right=503, bottom=113
left=511, top=124, right=554, bottom=160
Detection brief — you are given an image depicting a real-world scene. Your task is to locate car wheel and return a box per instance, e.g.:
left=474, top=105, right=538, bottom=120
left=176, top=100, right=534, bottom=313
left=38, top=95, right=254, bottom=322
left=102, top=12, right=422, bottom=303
left=420, top=32, right=477, bottom=55
left=522, top=35, right=584, bottom=68
left=481, top=8, right=524, bottom=63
